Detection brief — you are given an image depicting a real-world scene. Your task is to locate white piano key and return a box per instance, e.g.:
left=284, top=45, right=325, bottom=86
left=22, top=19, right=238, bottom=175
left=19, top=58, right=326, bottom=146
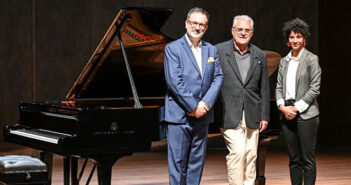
left=9, top=130, right=60, bottom=144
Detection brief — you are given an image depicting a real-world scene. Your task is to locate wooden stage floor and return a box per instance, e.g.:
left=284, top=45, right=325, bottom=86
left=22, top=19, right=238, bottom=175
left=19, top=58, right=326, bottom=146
left=1, top=142, right=351, bottom=185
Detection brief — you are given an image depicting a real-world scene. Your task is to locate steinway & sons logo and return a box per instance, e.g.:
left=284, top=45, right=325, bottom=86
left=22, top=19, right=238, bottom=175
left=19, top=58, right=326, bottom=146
left=92, top=121, right=136, bottom=135
left=111, top=122, right=118, bottom=131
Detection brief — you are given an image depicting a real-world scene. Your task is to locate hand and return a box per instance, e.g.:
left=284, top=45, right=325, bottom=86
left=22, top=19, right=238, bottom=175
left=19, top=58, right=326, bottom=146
left=285, top=106, right=298, bottom=120
left=279, top=105, right=297, bottom=120
left=259, top=120, right=269, bottom=133
left=188, top=106, right=206, bottom=118
left=188, top=109, right=196, bottom=117
left=291, top=106, right=298, bottom=113
left=188, top=101, right=209, bottom=118
left=195, top=101, right=208, bottom=118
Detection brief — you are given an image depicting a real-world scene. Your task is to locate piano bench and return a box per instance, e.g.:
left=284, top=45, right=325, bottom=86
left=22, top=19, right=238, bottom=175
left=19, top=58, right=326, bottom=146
left=0, top=155, right=48, bottom=185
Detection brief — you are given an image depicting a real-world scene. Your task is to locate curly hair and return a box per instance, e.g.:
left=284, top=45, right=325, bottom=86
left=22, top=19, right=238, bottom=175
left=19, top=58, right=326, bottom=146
left=282, top=18, right=310, bottom=44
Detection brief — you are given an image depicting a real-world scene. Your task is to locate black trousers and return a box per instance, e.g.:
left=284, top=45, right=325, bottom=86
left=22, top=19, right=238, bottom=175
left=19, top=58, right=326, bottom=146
left=281, top=116, right=319, bottom=185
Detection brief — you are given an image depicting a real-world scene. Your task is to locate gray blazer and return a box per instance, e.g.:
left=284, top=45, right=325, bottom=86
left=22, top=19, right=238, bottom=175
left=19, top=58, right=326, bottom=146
left=215, top=40, right=270, bottom=129
left=275, top=48, right=321, bottom=120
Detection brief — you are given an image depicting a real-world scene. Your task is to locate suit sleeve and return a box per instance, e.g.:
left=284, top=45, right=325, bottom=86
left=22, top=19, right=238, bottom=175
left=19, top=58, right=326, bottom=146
left=260, top=52, right=270, bottom=121
left=275, top=58, right=285, bottom=102
left=301, top=55, right=321, bottom=104
left=201, top=49, right=224, bottom=108
left=164, top=45, right=199, bottom=113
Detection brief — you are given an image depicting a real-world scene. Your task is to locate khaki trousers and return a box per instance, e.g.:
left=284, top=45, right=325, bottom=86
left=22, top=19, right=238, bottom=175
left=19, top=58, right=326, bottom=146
left=221, top=112, right=259, bottom=185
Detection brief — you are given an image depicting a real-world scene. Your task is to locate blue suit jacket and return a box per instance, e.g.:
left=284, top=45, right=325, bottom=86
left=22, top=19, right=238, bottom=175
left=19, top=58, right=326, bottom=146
left=164, top=35, right=223, bottom=124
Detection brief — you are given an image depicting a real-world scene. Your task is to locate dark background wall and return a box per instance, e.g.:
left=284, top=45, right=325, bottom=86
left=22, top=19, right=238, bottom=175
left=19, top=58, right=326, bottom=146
left=0, top=0, right=350, bottom=147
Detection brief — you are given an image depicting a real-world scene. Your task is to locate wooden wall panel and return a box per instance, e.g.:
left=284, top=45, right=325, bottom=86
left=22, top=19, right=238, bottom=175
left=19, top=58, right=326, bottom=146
left=196, top=0, right=246, bottom=44
left=318, top=0, right=351, bottom=145
left=246, top=0, right=294, bottom=55
left=35, top=0, right=91, bottom=100
left=293, top=0, right=318, bottom=54
left=0, top=0, right=33, bottom=141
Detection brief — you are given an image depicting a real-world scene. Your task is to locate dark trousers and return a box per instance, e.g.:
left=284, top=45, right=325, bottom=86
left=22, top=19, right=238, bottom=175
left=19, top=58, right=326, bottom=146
left=281, top=116, right=319, bottom=185
left=167, top=121, right=209, bottom=185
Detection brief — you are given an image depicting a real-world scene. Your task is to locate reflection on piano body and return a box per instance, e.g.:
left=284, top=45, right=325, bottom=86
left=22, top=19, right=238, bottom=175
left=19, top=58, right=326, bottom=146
left=3, top=7, right=281, bottom=185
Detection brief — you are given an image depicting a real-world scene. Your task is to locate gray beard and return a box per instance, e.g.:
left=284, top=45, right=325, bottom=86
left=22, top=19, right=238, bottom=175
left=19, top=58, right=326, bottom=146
left=188, top=31, right=204, bottom=39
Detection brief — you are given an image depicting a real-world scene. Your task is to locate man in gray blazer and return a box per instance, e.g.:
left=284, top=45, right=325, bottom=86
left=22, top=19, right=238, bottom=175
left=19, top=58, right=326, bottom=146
left=215, top=15, right=270, bottom=185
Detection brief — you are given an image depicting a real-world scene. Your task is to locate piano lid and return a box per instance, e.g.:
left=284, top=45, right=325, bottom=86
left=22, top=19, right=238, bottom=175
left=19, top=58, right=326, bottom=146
left=66, top=7, right=173, bottom=100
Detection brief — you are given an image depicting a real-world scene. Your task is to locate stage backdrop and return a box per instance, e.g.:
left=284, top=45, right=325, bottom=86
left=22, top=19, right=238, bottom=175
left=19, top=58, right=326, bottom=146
left=0, top=0, right=350, bottom=147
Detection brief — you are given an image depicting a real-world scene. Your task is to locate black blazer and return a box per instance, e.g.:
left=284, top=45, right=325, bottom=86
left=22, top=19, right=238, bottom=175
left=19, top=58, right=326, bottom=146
left=215, top=40, right=270, bottom=129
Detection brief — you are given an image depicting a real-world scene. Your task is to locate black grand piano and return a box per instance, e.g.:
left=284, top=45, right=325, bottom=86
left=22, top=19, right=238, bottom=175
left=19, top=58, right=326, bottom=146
left=3, top=7, right=281, bottom=185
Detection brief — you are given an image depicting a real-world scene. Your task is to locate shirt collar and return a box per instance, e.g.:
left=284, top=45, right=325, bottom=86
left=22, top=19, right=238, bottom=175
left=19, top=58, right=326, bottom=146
left=286, top=47, right=305, bottom=62
left=185, top=34, right=202, bottom=49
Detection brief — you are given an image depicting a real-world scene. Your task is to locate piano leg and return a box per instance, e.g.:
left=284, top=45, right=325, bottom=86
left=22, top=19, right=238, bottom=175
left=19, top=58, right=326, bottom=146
left=40, top=152, right=53, bottom=185
left=97, top=163, right=112, bottom=185
left=71, top=157, right=79, bottom=185
left=255, top=143, right=267, bottom=185
left=93, top=154, right=131, bottom=185
left=64, top=157, right=70, bottom=185
left=255, top=136, right=278, bottom=185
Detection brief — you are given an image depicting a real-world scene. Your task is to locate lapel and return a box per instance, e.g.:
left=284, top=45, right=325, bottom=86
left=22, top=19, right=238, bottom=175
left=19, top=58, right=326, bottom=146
left=243, top=44, right=259, bottom=86
left=282, top=57, right=289, bottom=97
left=225, top=40, right=244, bottom=84
left=201, top=40, right=208, bottom=80
left=295, top=49, right=307, bottom=93
left=181, top=35, right=202, bottom=78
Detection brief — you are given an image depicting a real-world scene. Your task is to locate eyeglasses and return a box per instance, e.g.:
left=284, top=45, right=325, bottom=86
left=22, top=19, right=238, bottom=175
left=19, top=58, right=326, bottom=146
left=233, top=27, right=253, bottom=34
left=187, top=20, right=207, bottom=29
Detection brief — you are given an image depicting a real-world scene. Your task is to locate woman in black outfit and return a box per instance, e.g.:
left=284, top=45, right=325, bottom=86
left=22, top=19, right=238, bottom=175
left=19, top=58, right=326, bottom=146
left=275, top=18, right=322, bottom=185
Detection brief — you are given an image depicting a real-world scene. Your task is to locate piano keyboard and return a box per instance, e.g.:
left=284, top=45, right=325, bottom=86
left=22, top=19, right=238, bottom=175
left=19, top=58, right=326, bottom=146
left=9, top=129, right=72, bottom=144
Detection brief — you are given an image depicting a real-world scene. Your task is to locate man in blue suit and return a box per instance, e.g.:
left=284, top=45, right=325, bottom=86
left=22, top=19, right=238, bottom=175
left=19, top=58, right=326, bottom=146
left=164, top=7, right=223, bottom=185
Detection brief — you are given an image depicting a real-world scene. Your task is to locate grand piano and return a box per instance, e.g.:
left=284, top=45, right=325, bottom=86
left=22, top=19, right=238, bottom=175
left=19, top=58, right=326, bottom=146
left=3, top=7, right=281, bottom=185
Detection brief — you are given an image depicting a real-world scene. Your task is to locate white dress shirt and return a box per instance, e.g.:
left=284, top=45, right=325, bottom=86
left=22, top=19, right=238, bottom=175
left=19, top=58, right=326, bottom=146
left=277, top=48, right=309, bottom=113
left=185, top=34, right=203, bottom=77
left=184, top=34, right=210, bottom=110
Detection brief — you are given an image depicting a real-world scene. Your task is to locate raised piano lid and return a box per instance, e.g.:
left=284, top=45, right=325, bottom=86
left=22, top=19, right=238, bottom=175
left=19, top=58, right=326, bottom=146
left=66, top=7, right=173, bottom=100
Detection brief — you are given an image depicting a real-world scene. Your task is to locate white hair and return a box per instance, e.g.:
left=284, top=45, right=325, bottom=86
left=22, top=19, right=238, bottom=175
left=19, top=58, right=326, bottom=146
left=232, top=15, right=254, bottom=31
